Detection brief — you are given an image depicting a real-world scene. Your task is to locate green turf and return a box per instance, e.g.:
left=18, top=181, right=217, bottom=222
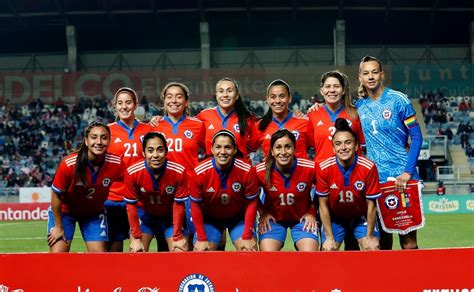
left=0, top=214, right=472, bottom=252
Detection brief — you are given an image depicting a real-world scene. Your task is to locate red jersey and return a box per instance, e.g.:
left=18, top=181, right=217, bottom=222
left=151, top=115, right=205, bottom=176
left=196, top=107, right=258, bottom=157
left=256, top=158, right=316, bottom=223
left=51, top=153, right=124, bottom=216
left=308, top=105, right=365, bottom=162
left=315, top=155, right=381, bottom=219
left=123, top=160, right=188, bottom=217
left=189, top=157, right=259, bottom=219
left=107, top=120, right=153, bottom=201
left=256, top=113, right=314, bottom=159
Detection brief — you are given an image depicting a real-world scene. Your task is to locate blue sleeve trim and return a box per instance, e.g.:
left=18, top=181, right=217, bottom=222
left=174, top=196, right=189, bottom=202
left=316, top=190, right=329, bottom=197
left=124, top=197, right=138, bottom=204
left=405, top=124, right=423, bottom=175
left=366, top=193, right=381, bottom=200
left=245, top=192, right=258, bottom=200
left=51, top=185, right=65, bottom=195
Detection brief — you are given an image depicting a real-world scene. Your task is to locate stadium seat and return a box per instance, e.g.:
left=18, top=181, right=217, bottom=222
left=463, top=96, right=470, bottom=102
left=452, top=107, right=459, bottom=113
left=449, top=96, right=456, bottom=103
left=456, top=96, right=463, bottom=104
left=207, top=100, right=215, bottom=108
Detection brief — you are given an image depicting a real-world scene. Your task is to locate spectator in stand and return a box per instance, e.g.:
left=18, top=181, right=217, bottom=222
left=459, top=101, right=468, bottom=112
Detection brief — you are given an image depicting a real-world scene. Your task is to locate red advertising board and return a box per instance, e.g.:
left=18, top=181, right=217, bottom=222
left=0, top=248, right=473, bottom=291
left=0, top=203, right=50, bottom=221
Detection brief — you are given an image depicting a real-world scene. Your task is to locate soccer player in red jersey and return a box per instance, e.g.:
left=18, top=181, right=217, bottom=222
left=124, top=132, right=189, bottom=252
left=316, top=118, right=381, bottom=251
left=190, top=130, right=259, bottom=251
left=308, top=70, right=365, bottom=162
left=256, top=80, right=314, bottom=159
left=47, top=122, right=124, bottom=252
left=151, top=82, right=205, bottom=177
left=196, top=77, right=259, bottom=157
left=106, top=87, right=153, bottom=252
left=256, top=129, right=318, bottom=251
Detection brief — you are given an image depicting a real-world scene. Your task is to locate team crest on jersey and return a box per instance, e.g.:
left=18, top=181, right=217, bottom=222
left=382, top=109, right=392, bottom=120
left=102, top=178, right=111, bottom=187
left=165, top=185, right=175, bottom=194
left=184, top=130, right=193, bottom=139
left=354, top=180, right=365, bottom=191
left=384, top=194, right=399, bottom=209
left=296, top=182, right=307, bottom=192
left=232, top=182, right=242, bottom=192
left=291, top=130, right=300, bottom=140
left=233, top=124, right=240, bottom=133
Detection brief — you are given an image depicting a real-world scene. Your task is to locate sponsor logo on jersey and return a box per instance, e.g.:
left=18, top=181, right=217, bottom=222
left=100, top=230, right=107, bottom=237
left=206, top=187, right=215, bottom=193
left=208, top=124, right=214, bottom=130
left=140, top=187, right=146, bottom=193
left=384, top=194, right=399, bottom=209
left=296, top=182, right=307, bottom=192
left=382, top=109, right=392, bottom=120
left=102, top=178, right=111, bottom=187
left=178, top=274, right=215, bottom=292
left=269, top=185, right=277, bottom=192
left=233, top=123, right=240, bottom=133
left=330, top=183, right=338, bottom=190
left=291, top=130, right=300, bottom=140
left=265, top=133, right=272, bottom=140
left=232, top=182, right=242, bottom=192
left=317, top=120, right=324, bottom=126
left=114, top=137, right=122, bottom=143
left=184, top=130, right=193, bottom=139
left=354, top=180, right=365, bottom=191
left=165, top=185, right=175, bottom=195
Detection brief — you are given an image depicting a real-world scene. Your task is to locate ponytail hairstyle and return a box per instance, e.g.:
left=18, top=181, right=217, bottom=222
left=74, top=121, right=111, bottom=185
left=160, top=82, right=191, bottom=116
left=113, top=87, right=139, bottom=122
left=320, top=70, right=357, bottom=120
left=142, top=131, right=168, bottom=153
left=259, top=79, right=291, bottom=131
left=357, top=55, right=384, bottom=98
left=212, top=129, right=244, bottom=159
left=264, top=129, right=296, bottom=185
left=332, top=118, right=358, bottom=144
left=216, top=77, right=255, bottom=137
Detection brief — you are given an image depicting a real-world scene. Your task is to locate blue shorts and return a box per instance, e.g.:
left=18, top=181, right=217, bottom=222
left=321, top=217, right=380, bottom=244
left=259, top=220, right=319, bottom=244
left=104, top=200, right=129, bottom=242
left=47, top=208, right=108, bottom=242
left=138, top=207, right=189, bottom=239
left=193, top=217, right=255, bottom=245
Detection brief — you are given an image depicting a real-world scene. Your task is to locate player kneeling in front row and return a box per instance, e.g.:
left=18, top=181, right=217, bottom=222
left=125, top=132, right=189, bottom=252
left=190, top=130, right=259, bottom=251
left=256, top=129, right=319, bottom=251
left=316, top=118, right=381, bottom=251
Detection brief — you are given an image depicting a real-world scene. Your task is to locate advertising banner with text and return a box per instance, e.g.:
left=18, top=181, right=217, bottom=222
left=0, top=203, right=49, bottom=221
left=0, top=66, right=382, bottom=105
left=423, top=194, right=474, bottom=214
left=0, top=249, right=472, bottom=292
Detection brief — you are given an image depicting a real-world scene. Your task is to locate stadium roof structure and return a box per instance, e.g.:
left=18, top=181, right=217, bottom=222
left=0, top=0, right=473, bottom=53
